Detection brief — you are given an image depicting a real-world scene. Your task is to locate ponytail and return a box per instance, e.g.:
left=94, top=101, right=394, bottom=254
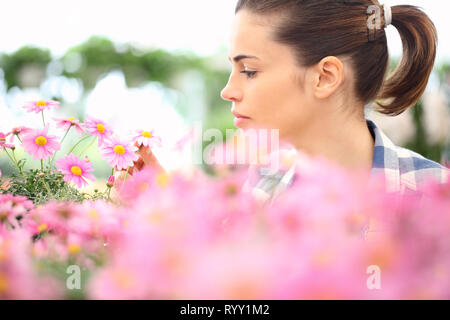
left=376, top=5, right=438, bottom=116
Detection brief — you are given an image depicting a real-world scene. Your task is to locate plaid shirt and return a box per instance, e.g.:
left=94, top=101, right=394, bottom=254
left=244, top=119, right=449, bottom=205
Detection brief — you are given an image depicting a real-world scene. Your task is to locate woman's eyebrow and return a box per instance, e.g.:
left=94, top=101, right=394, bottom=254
left=228, top=55, right=260, bottom=63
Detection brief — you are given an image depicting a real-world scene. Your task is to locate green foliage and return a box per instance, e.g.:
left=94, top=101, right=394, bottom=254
left=61, top=36, right=205, bottom=90
left=0, top=46, right=51, bottom=89
left=2, top=167, right=107, bottom=205
left=404, top=100, right=445, bottom=163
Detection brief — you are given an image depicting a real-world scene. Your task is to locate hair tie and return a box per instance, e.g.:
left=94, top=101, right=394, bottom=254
left=383, top=3, right=392, bottom=27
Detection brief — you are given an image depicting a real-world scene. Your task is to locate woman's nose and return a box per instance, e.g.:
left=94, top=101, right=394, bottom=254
left=221, top=78, right=242, bottom=102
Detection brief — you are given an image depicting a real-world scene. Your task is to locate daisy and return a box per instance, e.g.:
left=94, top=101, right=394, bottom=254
left=133, top=130, right=162, bottom=149
left=23, top=100, right=60, bottom=113
left=9, top=126, right=31, bottom=142
left=56, top=154, right=95, bottom=188
left=100, top=137, right=139, bottom=171
left=84, top=117, right=113, bottom=146
left=0, top=132, right=14, bottom=149
left=21, top=125, right=61, bottom=160
left=53, top=117, right=85, bottom=136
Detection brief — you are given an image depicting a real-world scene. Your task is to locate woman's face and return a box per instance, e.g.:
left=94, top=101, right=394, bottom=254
left=221, top=10, right=316, bottom=142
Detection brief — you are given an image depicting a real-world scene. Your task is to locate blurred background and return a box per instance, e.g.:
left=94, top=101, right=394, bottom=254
left=1, top=0, right=449, bottom=187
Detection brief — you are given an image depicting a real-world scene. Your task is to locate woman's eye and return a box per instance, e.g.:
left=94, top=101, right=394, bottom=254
left=240, top=70, right=257, bottom=79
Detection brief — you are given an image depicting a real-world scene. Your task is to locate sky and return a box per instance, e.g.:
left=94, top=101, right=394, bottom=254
left=0, top=0, right=449, bottom=60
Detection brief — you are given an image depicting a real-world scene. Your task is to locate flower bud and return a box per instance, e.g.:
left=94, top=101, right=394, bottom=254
left=38, top=172, right=45, bottom=178
left=106, top=175, right=115, bottom=188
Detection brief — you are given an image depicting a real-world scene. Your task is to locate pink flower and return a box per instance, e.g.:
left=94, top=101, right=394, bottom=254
left=22, top=100, right=60, bottom=113
left=56, top=153, right=95, bottom=188
left=100, top=137, right=138, bottom=171
left=107, top=176, right=115, bottom=188
left=0, top=132, right=14, bottom=149
left=9, top=126, right=31, bottom=142
left=0, top=194, right=34, bottom=228
left=132, top=130, right=162, bottom=149
left=53, top=117, right=85, bottom=136
left=21, top=125, right=61, bottom=160
left=84, top=117, right=113, bottom=146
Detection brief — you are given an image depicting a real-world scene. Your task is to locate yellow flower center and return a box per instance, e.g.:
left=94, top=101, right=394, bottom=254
left=114, top=145, right=126, bottom=155
left=68, top=244, right=81, bottom=255
left=36, top=100, right=47, bottom=107
left=96, top=124, right=105, bottom=134
left=142, top=131, right=152, bottom=138
left=35, top=136, right=47, bottom=146
left=37, top=223, right=48, bottom=233
left=113, top=270, right=134, bottom=289
left=70, top=166, right=82, bottom=176
left=88, top=209, right=99, bottom=220
left=155, top=172, right=170, bottom=187
left=67, top=117, right=76, bottom=122
left=0, top=273, right=8, bottom=294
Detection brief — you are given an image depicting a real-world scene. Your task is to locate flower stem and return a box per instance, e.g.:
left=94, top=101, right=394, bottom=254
left=77, top=136, right=97, bottom=157
left=50, top=127, right=72, bottom=169
left=124, top=166, right=130, bottom=182
left=41, top=111, right=46, bottom=127
left=42, top=178, right=53, bottom=198
left=3, top=149, right=18, bottom=168
left=11, top=149, right=23, bottom=175
left=68, top=135, right=91, bottom=155
left=40, top=159, right=44, bottom=171
left=60, top=126, right=71, bottom=146
left=106, top=187, right=112, bottom=201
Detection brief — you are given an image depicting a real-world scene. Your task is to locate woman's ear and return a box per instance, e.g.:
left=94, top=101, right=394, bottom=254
left=312, top=56, right=345, bottom=99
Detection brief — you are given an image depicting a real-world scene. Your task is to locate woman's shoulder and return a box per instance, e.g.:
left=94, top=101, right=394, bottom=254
left=395, top=145, right=449, bottom=191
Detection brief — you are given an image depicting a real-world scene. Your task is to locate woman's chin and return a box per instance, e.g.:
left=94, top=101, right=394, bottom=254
left=233, top=117, right=252, bottom=128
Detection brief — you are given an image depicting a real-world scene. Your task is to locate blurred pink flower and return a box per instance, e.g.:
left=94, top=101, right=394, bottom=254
left=0, top=194, right=34, bottom=228
left=132, top=130, right=162, bottom=149
left=56, top=153, right=95, bottom=188
left=0, top=132, right=13, bottom=149
left=22, top=100, right=60, bottom=113
left=100, top=137, right=138, bottom=171
left=28, top=201, right=83, bottom=236
left=84, top=117, right=113, bottom=146
left=9, top=126, right=31, bottom=143
left=0, top=229, right=63, bottom=299
left=53, top=117, right=85, bottom=136
left=21, top=125, right=60, bottom=160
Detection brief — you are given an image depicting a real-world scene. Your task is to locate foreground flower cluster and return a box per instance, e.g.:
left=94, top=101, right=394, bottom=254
left=1, top=100, right=162, bottom=202
left=1, top=152, right=449, bottom=299
left=1, top=99, right=449, bottom=300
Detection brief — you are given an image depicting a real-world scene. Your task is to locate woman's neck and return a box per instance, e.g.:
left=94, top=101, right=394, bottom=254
left=287, top=113, right=375, bottom=173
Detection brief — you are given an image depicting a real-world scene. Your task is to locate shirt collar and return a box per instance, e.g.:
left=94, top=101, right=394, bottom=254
left=366, top=119, right=401, bottom=193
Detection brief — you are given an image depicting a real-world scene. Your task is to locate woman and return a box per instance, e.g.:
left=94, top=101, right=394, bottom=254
left=131, top=0, right=448, bottom=203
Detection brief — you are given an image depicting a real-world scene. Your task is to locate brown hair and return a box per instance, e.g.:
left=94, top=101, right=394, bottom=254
left=235, top=0, right=438, bottom=116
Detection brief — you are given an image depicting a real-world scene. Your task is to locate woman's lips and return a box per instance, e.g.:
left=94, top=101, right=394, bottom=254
left=231, top=110, right=251, bottom=119
left=232, top=110, right=251, bottom=127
